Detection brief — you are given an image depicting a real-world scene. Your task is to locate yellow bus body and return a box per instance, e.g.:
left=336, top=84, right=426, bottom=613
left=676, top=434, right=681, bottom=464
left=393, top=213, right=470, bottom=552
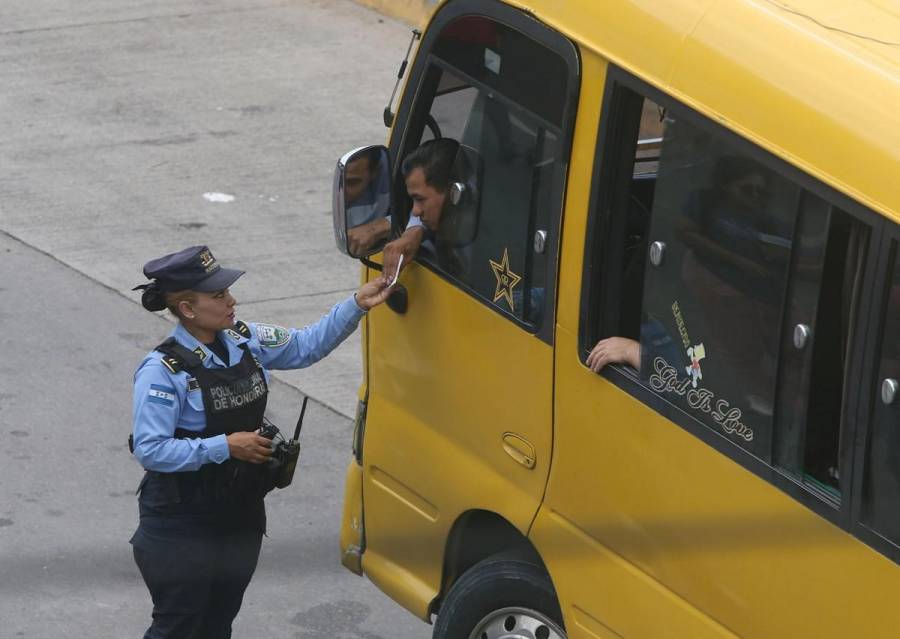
left=338, top=0, right=900, bottom=636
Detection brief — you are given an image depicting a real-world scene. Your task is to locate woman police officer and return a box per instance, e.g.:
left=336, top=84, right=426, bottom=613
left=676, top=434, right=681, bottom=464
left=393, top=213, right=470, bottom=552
left=129, top=245, right=391, bottom=638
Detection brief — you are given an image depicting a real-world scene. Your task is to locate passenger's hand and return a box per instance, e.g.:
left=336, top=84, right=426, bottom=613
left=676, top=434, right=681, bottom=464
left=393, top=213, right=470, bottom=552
left=348, top=218, right=390, bottom=255
left=381, top=226, right=425, bottom=285
left=355, top=279, right=393, bottom=310
left=586, top=337, right=641, bottom=373
left=227, top=432, right=273, bottom=464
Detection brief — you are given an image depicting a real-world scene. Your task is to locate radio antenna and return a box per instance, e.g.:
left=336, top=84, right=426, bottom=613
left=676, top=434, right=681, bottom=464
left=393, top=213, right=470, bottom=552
left=293, top=396, right=309, bottom=442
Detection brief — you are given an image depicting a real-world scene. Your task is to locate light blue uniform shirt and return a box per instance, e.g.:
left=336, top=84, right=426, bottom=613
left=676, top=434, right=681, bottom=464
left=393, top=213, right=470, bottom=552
left=132, top=296, right=366, bottom=473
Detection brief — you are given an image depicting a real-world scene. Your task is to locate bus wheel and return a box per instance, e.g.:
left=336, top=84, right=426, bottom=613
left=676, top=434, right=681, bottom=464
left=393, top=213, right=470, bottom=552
left=432, top=554, right=566, bottom=639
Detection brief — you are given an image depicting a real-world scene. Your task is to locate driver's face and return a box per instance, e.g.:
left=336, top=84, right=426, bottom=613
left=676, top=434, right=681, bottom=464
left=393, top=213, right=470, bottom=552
left=406, top=167, right=446, bottom=231
left=344, top=157, right=375, bottom=205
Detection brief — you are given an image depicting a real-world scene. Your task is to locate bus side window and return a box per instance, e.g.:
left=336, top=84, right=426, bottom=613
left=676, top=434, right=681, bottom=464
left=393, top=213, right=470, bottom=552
left=773, top=199, right=868, bottom=501
left=621, top=98, right=665, bottom=340
left=635, top=114, right=799, bottom=459
left=862, top=243, right=900, bottom=543
left=587, top=80, right=870, bottom=497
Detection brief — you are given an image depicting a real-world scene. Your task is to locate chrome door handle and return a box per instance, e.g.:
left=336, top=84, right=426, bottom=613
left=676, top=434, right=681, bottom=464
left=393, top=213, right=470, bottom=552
left=502, top=432, right=536, bottom=470
left=793, top=324, right=811, bottom=349
left=882, top=378, right=898, bottom=405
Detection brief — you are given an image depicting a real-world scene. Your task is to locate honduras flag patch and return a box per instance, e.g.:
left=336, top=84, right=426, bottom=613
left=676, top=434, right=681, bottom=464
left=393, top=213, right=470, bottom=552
left=148, top=384, right=176, bottom=406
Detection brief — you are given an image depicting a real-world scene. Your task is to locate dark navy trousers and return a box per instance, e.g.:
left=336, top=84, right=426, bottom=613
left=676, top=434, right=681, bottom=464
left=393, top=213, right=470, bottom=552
left=132, top=473, right=264, bottom=639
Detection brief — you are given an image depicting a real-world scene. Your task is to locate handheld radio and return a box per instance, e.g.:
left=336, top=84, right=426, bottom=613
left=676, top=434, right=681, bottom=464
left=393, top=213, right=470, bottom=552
left=259, top=396, right=308, bottom=489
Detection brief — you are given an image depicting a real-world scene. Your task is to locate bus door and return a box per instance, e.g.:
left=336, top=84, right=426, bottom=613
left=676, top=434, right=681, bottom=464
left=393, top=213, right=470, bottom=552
left=360, top=9, right=577, bottom=607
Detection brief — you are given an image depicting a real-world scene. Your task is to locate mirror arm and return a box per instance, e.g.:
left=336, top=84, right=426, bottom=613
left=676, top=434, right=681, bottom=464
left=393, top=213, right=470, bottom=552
left=359, top=256, right=384, bottom=272
left=383, top=28, right=422, bottom=128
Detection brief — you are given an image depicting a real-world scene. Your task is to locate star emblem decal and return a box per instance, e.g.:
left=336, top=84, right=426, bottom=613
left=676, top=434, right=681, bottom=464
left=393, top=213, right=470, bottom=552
left=489, top=248, right=522, bottom=312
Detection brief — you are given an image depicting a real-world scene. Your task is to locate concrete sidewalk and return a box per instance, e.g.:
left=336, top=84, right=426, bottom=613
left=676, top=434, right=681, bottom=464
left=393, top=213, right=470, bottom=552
left=0, top=0, right=414, bottom=417
left=355, top=0, right=437, bottom=27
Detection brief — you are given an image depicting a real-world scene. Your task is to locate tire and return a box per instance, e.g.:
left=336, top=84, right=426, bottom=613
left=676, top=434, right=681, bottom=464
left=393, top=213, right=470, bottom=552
left=432, top=553, right=566, bottom=639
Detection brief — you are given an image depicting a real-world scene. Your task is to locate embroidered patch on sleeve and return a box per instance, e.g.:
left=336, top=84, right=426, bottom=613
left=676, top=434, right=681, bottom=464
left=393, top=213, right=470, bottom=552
left=148, top=384, right=176, bottom=406
left=255, top=323, right=290, bottom=347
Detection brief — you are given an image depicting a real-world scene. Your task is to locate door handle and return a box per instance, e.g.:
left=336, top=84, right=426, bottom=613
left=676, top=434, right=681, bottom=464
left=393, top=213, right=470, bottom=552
left=882, top=378, right=898, bottom=405
left=502, top=432, right=536, bottom=470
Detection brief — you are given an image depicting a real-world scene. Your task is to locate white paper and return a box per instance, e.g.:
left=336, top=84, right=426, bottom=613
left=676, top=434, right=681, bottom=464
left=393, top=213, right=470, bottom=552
left=389, top=254, right=404, bottom=287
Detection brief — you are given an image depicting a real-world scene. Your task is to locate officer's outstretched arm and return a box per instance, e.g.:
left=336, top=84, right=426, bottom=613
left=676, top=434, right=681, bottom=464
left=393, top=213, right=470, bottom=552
left=250, top=286, right=387, bottom=371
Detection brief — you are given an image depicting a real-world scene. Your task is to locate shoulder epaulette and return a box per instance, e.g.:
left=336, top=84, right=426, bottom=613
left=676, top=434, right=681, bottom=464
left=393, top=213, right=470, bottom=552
left=160, top=355, right=182, bottom=374
left=154, top=338, right=202, bottom=374
left=234, top=321, right=252, bottom=338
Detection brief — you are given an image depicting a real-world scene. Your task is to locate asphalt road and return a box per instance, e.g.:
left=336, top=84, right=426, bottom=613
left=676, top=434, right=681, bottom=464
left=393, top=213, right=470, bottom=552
left=0, top=0, right=411, bottom=418
left=0, top=1, right=429, bottom=637
left=0, top=234, right=428, bottom=638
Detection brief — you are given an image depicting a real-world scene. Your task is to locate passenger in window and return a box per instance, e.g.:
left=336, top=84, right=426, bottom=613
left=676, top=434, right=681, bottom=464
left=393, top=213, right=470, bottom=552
left=679, top=156, right=785, bottom=290
left=677, top=155, right=789, bottom=412
left=587, top=318, right=684, bottom=375
left=382, top=138, right=461, bottom=281
left=587, top=336, right=640, bottom=372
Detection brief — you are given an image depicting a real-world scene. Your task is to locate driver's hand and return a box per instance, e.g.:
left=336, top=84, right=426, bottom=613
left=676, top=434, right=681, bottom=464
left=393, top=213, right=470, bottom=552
left=382, top=226, right=425, bottom=285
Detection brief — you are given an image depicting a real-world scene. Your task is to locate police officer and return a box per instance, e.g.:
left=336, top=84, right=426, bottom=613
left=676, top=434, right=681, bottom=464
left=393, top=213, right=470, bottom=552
left=129, top=245, right=391, bottom=638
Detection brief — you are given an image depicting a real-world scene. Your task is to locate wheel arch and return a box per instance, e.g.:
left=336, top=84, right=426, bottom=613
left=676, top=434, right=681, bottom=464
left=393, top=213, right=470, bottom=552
left=429, top=508, right=553, bottom=617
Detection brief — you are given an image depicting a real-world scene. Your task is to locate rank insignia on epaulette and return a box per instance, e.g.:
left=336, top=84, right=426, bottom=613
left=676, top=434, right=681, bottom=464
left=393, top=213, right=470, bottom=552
left=234, top=321, right=252, bottom=338
left=161, top=356, right=180, bottom=374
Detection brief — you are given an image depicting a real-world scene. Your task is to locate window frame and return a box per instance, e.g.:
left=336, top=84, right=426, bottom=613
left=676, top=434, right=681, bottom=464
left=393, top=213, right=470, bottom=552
left=581, top=65, right=885, bottom=536
left=388, top=0, right=581, bottom=344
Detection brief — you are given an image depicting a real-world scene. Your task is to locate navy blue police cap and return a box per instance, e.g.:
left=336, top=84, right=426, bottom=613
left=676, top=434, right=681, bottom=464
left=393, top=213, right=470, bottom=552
left=142, top=245, right=244, bottom=292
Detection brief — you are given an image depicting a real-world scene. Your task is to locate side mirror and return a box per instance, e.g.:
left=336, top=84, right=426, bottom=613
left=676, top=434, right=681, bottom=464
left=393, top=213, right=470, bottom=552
left=332, top=145, right=392, bottom=258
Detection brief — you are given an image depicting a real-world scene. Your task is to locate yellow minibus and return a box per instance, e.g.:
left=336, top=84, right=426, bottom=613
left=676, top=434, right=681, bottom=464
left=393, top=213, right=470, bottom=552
left=330, top=0, right=900, bottom=636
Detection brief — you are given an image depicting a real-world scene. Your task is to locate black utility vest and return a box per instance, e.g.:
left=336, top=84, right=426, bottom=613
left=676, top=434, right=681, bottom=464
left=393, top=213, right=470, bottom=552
left=158, top=336, right=268, bottom=440
left=155, top=329, right=272, bottom=509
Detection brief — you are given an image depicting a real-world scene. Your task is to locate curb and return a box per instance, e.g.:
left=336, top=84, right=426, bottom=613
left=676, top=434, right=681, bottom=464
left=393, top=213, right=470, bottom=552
left=355, top=0, right=438, bottom=26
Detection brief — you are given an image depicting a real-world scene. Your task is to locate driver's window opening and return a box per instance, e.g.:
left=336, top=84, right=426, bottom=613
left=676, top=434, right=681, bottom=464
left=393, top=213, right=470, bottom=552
left=398, top=15, right=570, bottom=330
left=421, top=71, right=478, bottom=143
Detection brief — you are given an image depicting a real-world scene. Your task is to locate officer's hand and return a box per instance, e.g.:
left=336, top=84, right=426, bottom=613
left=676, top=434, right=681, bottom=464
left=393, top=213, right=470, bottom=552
left=381, top=226, right=425, bottom=285
left=226, top=432, right=273, bottom=464
left=355, top=279, right=393, bottom=311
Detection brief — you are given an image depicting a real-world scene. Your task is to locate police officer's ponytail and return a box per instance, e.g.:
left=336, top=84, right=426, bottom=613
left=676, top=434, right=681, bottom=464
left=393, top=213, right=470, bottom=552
left=133, top=281, right=167, bottom=312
